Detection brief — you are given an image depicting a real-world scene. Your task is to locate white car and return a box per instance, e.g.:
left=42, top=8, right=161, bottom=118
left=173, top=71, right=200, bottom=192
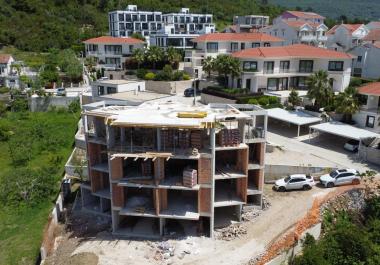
left=274, top=174, right=315, bottom=192
left=344, top=140, right=360, bottom=152
left=320, top=169, right=360, bottom=188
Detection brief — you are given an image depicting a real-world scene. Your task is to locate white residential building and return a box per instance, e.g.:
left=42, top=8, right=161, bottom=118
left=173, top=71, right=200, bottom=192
left=0, top=55, right=37, bottom=89
left=232, top=15, right=270, bottom=32
left=260, top=20, right=328, bottom=47
left=350, top=42, right=380, bottom=79
left=149, top=8, right=215, bottom=49
left=84, top=36, right=145, bottom=70
left=230, top=44, right=353, bottom=93
left=109, top=5, right=163, bottom=38
left=184, top=32, right=284, bottom=78
left=353, top=82, right=380, bottom=133
left=326, top=24, right=369, bottom=52
left=91, top=79, right=145, bottom=97
left=273, top=10, right=325, bottom=24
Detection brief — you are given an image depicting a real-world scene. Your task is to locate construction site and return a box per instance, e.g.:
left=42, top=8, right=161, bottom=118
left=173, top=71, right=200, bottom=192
left=80, top=102, right=267, bottom=238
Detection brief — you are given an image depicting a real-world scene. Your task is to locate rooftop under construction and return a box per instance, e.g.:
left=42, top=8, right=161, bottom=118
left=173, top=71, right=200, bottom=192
left=81, top=102, right=267, bottom=238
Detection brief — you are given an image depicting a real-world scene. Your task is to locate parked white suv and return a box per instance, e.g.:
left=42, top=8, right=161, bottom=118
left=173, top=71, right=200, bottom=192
left=320, top=169, right=360, bottom=188
left=274, top=174, right=315, bottom=192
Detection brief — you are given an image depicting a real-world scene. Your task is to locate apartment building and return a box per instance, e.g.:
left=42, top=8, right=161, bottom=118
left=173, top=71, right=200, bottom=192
left=273, top=10, right=325, bottom=24
left=109, top=5, right=163, bottom=38
left=326, top=24, right=369, bottom=52
left=81, top=102, right=267, bottom=238
left=184, top=33, right=284, bottom=78
left=232, top=15, right=270, bottom=32
left=147, top=8, right=215, bottom=49
left=84, top=36, right=145, bottom=70
left=261, top=20, right=328, bottom=47
left=230, top=44, right=353, bottom=93
left=350, top=42, right=380, bottom=79
left=353, top=82, right=380, bottom=133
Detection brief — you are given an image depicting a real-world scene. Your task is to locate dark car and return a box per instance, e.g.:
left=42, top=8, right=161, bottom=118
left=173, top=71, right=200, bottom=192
left=184, top=87, right=201, bottom=97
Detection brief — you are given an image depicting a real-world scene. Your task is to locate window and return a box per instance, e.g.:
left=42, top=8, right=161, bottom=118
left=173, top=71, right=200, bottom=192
left=105, top=45, right=122, bottom=55
left=328, top=61, right=344, bottom=71
left=126, top=23, right=133, bottom=29
left=118, top=14, right=124, bottom=21
left=299, top=60, right=313, bottom=73
left=230, top=42, right=238, bottom=51
left=98, top=86, right=104, bottom=95
left=126, top=14, right=132, bottom=21
left=357, top=56, right=362, bottom=62
left=243, top=61, right=258, bottom=71
left=119, top=23, right=125, bottom=30
left=140, top=15, right=146, bottom=21
left=155, top=15, right=161, bottom=21
left=366, top=115, right=375, bottom=128
left=264, top=42, right=271, bottom=47
left=206, top=42, right=218, bottom=52
left=241, top=43, right=245, bottom=50
left=105, top=58, right=121, bottom=66
left=107, top=87, right=117, bottom=94
left=147, top=14, right=153, bottom=21
left=132, top=14, right=138, bottom=21
left=252, top=42, right=260, bottom=48
left=290, top=178, right=304, bottom=183
left=267, top=78, right=278, bottom=90
left=263, top=61, right=274, bottom=74
left=280, top=61, right=290, bottom=73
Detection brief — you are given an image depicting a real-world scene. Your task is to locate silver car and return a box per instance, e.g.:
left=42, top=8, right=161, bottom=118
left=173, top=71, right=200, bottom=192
left=274, top=174, right=315, bottom=192
left=320, top=169, right=360, bottom=188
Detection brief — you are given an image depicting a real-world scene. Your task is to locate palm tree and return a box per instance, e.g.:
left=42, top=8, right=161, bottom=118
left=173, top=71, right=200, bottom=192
left=166, top=47, right=182, bottom=69
left=132, top=48, right=145, bottom=69
left=288, top=89, right=302, bottom=108
left=214, top=55, right=241, bottom=87
left=202, top=56, right=215, bottom=78
left=335, top=86, right=360, bottom=123
left=306, top=70, right=334, bottom=109
left=146, top=46, right=164, bottom=69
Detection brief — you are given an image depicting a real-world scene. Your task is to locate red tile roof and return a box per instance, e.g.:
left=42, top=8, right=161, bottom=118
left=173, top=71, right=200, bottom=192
left=232, top=44, right=353, bottom=59
left=327, top=24, right=364, bottom=35
left=286, top=11, right=325, bottom=20
left=363, top=29, right=380, bottom=41
left=192, top=33, right=284, bottom=43
left=83, top=36, right=145, bottom=44
left=358, top=82, right=380, bottom=96
left=283, top=20, right=324, bottom=29
left=0, top=54, right=12, bottom=64
left=373, top=41, right=380, bottom=49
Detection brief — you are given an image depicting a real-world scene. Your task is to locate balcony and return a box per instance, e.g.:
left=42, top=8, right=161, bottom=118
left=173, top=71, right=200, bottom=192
left=299, top=35, right=327, bottom=42
left=185, top=49, right=205, bottom=59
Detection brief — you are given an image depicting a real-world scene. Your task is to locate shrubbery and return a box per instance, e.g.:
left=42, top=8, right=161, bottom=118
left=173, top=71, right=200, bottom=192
left=144, top=72, right=156, bottom=80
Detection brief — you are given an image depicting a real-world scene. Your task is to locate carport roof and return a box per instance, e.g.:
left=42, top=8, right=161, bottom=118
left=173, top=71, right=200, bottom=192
left=310, top=121, right=379, bottom=140
left=267, top=108, right=322, bottom=126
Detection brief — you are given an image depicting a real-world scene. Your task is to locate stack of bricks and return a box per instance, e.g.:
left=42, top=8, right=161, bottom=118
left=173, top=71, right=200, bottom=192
left=190, top=130, right=203, bottom=149
left=183, top=168, right=198, bottom=188
left=161, top=129, right=176, bottom=149
left=141, top=160, right=153, bottom=177
left=178, top=130, right=190, bottom=149
left=218, top=129, right=240, bottom=146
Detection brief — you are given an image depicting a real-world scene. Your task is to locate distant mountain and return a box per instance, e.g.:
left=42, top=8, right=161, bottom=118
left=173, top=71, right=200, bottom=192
left=269, top=0, right=380, bottom=20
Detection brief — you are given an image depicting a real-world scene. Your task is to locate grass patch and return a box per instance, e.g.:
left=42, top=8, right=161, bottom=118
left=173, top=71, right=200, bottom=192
left=0, top=46, right=49, bottom=70
left=0, top=110, right=78, bottom=264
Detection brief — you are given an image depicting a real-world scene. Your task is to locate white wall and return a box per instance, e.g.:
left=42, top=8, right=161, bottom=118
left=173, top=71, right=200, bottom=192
left=351, top=44, right=380, bottom=79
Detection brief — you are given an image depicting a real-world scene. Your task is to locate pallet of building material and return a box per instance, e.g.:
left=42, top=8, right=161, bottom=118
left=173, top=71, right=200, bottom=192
left=218, top=129, right=240, bottom=146
left=161, top=129, right=177, bottom=149
left=183, top=169, right=198, bottom=187
left=178, top=130, right=190, bottom=149
left=190, top=130, right=203, bottom=149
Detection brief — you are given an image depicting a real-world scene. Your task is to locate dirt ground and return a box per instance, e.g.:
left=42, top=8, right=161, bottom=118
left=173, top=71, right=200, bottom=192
left=45, top=184, right=338, bottom=265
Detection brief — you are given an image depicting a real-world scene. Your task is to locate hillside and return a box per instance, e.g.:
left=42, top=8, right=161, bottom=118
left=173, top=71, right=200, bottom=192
left=270, top=0, right=380, bottom=20
left=0, top=0, right=282, bottom=52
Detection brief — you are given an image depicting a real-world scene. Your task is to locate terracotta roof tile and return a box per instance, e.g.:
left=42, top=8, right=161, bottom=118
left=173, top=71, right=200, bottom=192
left=0, top=54, right=11, bottom=64
left=363, top=29, right=380, bottom=41
left=285, top=11, right=325, bottom=20
left=283, top=20, right=324, bottom=29
left=327, top=24, right=364, bottom=35
left=83, top=36, right=145, bottom=44
left=232, top=44, right=353, bottom=59
left=358, top=82, right=380, bottom=96
left=192, top=33, right=284, bottom=42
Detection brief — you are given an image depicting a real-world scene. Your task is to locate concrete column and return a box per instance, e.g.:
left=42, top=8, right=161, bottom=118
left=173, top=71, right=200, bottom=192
left=297, top=125, right=300, bottom=137
left=120, top=127, right=126, bottom=146
left=159, top=218, right=165, bottom=236
left=157, top=128, right=161, bottom=151
left=263, top=114, right=268, bottom=140
left=210, top=128, right=216, bottom=238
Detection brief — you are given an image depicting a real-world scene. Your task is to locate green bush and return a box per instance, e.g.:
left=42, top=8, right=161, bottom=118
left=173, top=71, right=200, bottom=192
left=183, top=73, right=191, bottom=80
left=172, top=71, right=184, bottom=81
left=258, top=97, right=269, bottom=106
left=268, top=96, right=279, bottom=104
left=0, top=86, right=10, bottom=94
left=248, top=98, right=259, bottom=105
left=136, top=68, right=148, bottom=79
left=144, top=72, right=156, bottom=80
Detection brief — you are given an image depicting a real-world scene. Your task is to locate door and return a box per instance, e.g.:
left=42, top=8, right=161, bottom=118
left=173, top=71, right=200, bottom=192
left=245, top=79, right=251, bottom=90
left=267, top=78, right=278, bottom=91
left=279, top=77, right=288, bottom=90
left=335, top=173, right=354, bottom=186
left=287, top=178, right=303, bottom=190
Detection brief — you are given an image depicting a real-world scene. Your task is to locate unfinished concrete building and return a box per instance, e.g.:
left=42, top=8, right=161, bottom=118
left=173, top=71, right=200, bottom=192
left=81, top=102, right=267, bottom=238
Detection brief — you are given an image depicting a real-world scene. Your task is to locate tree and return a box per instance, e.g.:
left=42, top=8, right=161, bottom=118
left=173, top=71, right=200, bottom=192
left=214, top=55, right=241, bottom=87
left=202, top=56, right=215, bottom=78
left=146, top=46, right=164, bottom=69
left=131, top=32, right=146, bottom=41
left=335, top=86, right=360, bottom=123
left=288, top=89, right=302, bottom=108
left=57, top=49, right=83, bottom=81
left=132, top=48, right=146, bottom=69
left=306, top=70, right=334, bottom=109
left=166, top=47, right=182, bottom=69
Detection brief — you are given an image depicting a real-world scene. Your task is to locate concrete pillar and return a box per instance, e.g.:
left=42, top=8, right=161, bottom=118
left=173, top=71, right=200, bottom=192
left=159, top=218, right=165, bottom=236
left=157, top=128, right=161, bottom=151
left=120, top=127, right=126, bottom=146
left=210, top=128, right=216, bottom=238
left=297, top=125, right=300, bottom=137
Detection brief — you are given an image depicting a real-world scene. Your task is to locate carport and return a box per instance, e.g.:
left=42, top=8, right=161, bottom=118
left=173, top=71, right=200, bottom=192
left=267, top=108, right=322, bottom=137
left=310, top=121, right=379, bottom=141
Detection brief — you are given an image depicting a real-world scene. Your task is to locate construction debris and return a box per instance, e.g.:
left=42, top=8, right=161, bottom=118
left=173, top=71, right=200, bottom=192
left=215, top=224, right=247, bottom=241
left=262, top=195, right=271, bottom=210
